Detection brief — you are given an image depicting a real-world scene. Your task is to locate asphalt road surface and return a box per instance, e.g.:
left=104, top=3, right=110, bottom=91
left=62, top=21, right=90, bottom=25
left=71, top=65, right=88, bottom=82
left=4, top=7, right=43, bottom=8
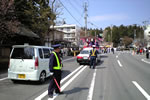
left=0, top=51, right=150, bottom=100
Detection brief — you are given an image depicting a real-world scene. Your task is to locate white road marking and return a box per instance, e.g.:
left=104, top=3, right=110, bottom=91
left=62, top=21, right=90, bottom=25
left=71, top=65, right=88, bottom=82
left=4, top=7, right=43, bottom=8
left=116, top=55, right=118, bottom=58
left=132, top=81, right=150, bottom=100
left=117, top=60, right=123, bottom=67
left=87, top=69, right=97, bottom=100
left=34, top=65, right=85, bottom=100
left=0, top=77, right=8, bottom=81
left=60, top=65, right=87, bottom=92
left=61, top=65, right=83, bottom=83
left=48, top=65, right=87, bottom=100
left=141, top=59, right=150, bottom=64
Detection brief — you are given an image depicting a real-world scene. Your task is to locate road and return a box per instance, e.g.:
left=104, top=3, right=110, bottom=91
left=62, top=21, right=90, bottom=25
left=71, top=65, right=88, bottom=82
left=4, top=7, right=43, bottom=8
left=0, top=51, right=150, bottom=100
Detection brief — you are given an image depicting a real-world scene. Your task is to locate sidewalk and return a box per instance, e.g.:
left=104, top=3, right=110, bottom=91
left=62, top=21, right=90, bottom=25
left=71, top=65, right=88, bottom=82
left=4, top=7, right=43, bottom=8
left=133, top=52, right=150, bottom=63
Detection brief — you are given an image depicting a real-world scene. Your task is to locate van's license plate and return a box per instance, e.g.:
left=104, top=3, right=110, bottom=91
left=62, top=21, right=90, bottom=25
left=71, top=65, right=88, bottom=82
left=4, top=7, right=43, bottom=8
left=18, top=74, right=25, bottom=79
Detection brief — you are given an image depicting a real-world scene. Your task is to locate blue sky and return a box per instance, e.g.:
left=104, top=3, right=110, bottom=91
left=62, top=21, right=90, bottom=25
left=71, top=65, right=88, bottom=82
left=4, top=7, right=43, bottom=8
left=57, top=0, right=150, bottom=29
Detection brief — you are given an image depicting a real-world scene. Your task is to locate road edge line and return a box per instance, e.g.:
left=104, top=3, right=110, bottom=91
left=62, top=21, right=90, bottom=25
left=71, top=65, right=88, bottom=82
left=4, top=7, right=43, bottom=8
left=0, top=77, right=8, bottom=81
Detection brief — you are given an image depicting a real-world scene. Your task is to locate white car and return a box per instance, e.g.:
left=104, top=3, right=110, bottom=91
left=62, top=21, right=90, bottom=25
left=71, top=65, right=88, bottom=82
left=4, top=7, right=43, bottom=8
left=8, top=45, right=53, bottom=83
left=76, top=48, right=101, bottom=65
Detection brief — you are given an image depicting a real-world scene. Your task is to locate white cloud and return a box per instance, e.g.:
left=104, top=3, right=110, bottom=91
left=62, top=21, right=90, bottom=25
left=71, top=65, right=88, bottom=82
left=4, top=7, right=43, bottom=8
left=89, top=14, right=129, bottom=22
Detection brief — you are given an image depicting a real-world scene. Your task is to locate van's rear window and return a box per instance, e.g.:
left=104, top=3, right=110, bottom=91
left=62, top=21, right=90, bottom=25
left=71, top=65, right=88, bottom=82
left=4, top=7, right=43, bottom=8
left=11, top=47, right=35, bottom=59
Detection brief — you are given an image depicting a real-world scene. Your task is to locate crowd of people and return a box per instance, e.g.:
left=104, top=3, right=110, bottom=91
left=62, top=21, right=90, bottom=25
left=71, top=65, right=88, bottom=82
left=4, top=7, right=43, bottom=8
left=133, top=47, right=150, bottom=59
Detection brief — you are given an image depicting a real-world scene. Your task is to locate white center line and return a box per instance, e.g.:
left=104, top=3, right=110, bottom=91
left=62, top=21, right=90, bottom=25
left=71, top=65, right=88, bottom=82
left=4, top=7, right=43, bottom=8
left=87, top=69, right=97, bottom=100
left=117, top=60, right=123, bottom=67
left=116, top=55, right=118, bottom=58
left=132, top=81, right=150, bottom=100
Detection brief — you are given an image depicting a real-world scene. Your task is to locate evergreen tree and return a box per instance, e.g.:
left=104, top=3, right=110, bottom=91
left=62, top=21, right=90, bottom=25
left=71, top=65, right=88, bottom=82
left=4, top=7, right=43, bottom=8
left=14, top=0, right=53, bottom=39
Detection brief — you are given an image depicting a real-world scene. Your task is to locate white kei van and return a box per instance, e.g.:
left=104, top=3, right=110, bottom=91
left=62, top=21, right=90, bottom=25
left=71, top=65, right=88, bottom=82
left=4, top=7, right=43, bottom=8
left=8, top=45, right=53, bottom=83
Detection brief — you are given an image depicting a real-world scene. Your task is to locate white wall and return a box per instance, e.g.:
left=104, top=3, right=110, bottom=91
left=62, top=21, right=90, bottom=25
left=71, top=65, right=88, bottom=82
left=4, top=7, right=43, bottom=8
left=144, top=25, right=150, bottom=47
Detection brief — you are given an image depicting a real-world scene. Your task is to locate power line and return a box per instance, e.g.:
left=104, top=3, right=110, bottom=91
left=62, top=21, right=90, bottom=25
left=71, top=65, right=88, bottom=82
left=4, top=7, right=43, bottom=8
left=58, top=0, right=83, bottom=26
left=84, top=2, right=88, bottom=36
left=78, top=11, right=84, bottom=22
left=73, top=0, right=83, bottom=9
left=67, top=0, right=85, bottom=25
left=67, top=0, right=83, bottom=15
left=88, top=21, right=100, bottom=29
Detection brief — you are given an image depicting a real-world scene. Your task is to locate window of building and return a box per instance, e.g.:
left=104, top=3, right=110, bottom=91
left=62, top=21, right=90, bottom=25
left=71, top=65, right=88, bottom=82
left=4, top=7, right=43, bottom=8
left=67, top=27, right=70, bottom=31
left=64, top=34, right=67, bottom=37
left=72, top=27, right=75, bottom=29
left=67, top=33, right=70, bottom=37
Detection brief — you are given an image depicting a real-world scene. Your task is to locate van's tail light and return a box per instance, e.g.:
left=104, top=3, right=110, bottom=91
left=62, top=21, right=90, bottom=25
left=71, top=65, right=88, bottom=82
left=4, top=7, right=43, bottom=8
left=77, top=56, right=83, bottom=59
left=35, top=57, right=39, bottom=69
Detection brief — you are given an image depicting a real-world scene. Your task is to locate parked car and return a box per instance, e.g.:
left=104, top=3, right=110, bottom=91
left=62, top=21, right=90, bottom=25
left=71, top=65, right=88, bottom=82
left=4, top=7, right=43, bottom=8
left=8, top=45, right=53, bottom=83
left=76, top=48, right=101, bottom=65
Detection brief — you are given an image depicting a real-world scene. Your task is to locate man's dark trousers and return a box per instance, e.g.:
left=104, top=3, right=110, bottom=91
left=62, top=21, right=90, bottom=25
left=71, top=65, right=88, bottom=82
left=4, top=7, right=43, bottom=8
left=90, top=56, right=96, bottom=69
left=48, top=70, right=61, bottom=95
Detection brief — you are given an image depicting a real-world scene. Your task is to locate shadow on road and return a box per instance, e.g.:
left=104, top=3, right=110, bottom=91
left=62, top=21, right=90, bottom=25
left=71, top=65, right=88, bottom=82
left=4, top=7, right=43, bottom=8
left=97, top=60, right=104, bottom=66
left=62, top=70, right=71, bottom=79
left=95, top=60, right=107, bottom=69
left=63, top=87, right=88, bottom=95
left=10, top=77, right=52, bottom=85
left=100, top=55, right=108, bottom=58
left=96, top=66, right=106, bottom=69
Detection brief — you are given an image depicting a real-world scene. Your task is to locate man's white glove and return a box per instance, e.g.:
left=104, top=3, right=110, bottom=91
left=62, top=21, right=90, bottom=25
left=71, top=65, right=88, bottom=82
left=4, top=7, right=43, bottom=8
left=50, top=72, right=54, bottom=76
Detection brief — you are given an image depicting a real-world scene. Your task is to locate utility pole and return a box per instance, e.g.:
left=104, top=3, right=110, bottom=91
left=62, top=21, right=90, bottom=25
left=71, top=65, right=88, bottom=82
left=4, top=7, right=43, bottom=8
left=51, top=0, right=55, bottom=45
left=95, top=31, right=96, bottom=43
left=84, top=2, right=88, bottom=37
left=134, top=29, right=136, bottom=41
left=110, top=25, right=113, bottom=43
left=133, top=29, right=136, bottom=48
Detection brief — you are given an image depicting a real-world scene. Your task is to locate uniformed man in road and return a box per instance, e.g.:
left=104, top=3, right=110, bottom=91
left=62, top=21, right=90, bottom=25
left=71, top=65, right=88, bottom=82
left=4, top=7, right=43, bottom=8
left=48, top=44, right=63, bottom=98
left=146, top=47, right=149, bottom=59
left=90, top=45, right=98, bottom=69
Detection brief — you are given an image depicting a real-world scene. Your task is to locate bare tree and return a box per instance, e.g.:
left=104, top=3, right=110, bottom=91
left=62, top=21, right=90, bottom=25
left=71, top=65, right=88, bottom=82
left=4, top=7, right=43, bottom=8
left=49, top=0, right=62, bottom=44
left=0, top=0, right=20, bottom=44
left=123, top=36, right=133, bottom=47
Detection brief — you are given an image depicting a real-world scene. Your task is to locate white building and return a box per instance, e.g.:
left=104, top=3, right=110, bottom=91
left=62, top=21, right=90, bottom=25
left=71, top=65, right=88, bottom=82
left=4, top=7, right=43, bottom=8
left=44, top=30, right=65, bottom=47
left=144, top=25, right=150, bottom=47
left=51, top=24, right=81, bottom=46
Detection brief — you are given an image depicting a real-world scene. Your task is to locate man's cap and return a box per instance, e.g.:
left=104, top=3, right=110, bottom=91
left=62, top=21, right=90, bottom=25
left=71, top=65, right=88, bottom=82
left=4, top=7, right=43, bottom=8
left=52, top=44, right=61, bottom=49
